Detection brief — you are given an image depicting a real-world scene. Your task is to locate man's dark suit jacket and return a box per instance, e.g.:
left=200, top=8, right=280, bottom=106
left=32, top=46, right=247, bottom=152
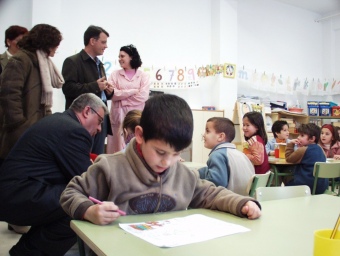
left=62, top=49, right=112, bottom=109
left=0, top=109, right=93, bottom=224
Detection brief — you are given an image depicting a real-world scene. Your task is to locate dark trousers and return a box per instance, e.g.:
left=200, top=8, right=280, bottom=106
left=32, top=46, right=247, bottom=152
left=91, top=114, right=109, bottom=154
left=10, top=207, right=76, bottom=256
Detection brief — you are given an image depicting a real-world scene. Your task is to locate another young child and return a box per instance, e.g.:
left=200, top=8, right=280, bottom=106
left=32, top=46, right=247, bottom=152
left=265, top=120, right=290, bottom=156
left=122, top=109, right=142, bottom=151
left=318, top=124, right=340, bottom=159
left=198, top=117, right=255, bottom=196
left=285, top=123, right=328, bottom=194
left=334, top=126, right=340, bottom=141
left=242, top=111, right=270, bottom=174
left=60, top=94, right=261, bottom=225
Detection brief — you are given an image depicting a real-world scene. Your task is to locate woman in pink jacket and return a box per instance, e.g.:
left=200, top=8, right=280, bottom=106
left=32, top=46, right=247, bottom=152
left=107, top=45, right=150, bottom=153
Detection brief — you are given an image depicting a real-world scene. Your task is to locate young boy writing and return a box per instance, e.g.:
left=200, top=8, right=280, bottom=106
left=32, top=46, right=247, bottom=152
left=285, top=123, right=328, bottom=194
left=198, top=117, right=255, bottom=196
left=60, top=94, right=261, bottom=225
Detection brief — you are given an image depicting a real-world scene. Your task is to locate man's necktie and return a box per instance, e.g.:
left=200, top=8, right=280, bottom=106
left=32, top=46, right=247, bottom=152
left=95, top=57, right=107, bottom=102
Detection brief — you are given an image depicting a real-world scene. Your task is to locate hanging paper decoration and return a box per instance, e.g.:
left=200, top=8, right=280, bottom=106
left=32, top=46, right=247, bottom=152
left=100, top=57, right=340, bottom=94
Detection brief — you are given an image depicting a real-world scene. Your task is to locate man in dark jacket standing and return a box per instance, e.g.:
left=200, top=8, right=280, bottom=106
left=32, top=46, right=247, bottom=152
left=62, top=25, right=114, bottom=154
left=0, top=93, right=108, bottom=256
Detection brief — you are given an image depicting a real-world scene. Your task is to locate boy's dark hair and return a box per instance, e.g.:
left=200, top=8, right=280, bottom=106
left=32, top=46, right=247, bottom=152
left=272, top=120, right=289, bottom=138
left=84, top=25, right=109, bottom=46
left=243, top=111, right=268, bottom=144
left=297, top=123, right=321, bottom=143
left=120, top=44, right=142, bottom=69
left=140, top=94, right=193, bottom=151
left=4, top=25, right=28, bottom=48
left=207, top=117, right=235, bottom=142
left=17, top=24, right=62, bottom=55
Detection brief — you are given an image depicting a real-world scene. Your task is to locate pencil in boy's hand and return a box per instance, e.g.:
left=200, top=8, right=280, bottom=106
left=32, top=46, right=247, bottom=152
left=89, top=196, right=127, bottom=216
left=330, top=213, right=340, bottom=239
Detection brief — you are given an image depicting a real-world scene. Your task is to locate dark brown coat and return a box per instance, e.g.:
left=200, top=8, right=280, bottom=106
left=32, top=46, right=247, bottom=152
left=0, top=49, right=51, bottom=159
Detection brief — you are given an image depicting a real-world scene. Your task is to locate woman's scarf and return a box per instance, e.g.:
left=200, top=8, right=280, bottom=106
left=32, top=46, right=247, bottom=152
left=36, top=50, right=64, bottom=107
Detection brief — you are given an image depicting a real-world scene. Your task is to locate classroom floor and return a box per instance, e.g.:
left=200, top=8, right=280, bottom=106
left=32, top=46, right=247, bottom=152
left=0, top=221, right=79, bottom=256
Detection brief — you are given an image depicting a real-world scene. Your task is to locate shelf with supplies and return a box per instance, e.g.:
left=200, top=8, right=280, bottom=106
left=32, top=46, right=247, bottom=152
left=268, top=110, right=309, bottom=139
left=308, top=116, right=340, bottom=127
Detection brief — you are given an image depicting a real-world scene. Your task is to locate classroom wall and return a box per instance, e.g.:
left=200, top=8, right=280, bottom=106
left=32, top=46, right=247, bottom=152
left=1, top=0, right=339, bottom=118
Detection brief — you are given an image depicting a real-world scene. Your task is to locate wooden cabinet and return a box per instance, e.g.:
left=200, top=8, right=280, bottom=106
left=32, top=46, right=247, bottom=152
left=191, top=109, right=224, bottom=163
left=269, top=111, right=309, bottom=139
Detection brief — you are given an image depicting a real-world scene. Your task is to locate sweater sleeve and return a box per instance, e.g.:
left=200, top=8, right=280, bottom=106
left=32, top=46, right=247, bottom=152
left=285, top=142, right=306, bottom=163
left=246, top=140, right=264, bottom=165
left=190, top=171, right=261, bottom=218
left=60, top=156, right=112, bottom=220
left=198, top=151, right=229, bottom=187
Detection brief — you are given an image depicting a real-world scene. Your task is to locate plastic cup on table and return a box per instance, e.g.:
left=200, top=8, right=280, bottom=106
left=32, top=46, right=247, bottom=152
left=314, top=229, right=340, bottom=256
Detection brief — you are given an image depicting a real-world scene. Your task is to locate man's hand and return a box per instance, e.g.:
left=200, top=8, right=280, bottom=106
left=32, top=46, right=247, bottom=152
left=97, top=77, right=108, bottom=91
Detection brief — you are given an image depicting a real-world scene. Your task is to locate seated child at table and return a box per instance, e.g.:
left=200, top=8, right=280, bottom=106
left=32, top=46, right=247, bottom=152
left=285, top=123, right=328, bottom=194
left=242, top=111, right=270, bottom=174
left=60, top=94, right=261, bottom=225
left=121, top=109, right=142, bottom=152
left=266, top=120, right=290, bottom=156
left=198, top=117, right=254, bottom=196
left=334, top=126, right=340, bottom=141
left=318, top=124, right=340, bottom=160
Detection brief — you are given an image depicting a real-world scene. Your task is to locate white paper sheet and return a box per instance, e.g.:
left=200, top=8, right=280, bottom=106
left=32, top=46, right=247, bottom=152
left=119, top=214, right=250, bottom=247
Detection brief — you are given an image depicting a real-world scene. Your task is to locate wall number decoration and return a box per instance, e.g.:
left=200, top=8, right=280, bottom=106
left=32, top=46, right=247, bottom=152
left=146, top=67, right=200, bottom=89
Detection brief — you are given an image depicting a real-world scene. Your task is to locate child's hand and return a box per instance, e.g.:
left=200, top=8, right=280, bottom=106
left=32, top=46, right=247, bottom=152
left=241, top=201, right=261, bottom=219
left=289, top=139, right=299, bottom=146
left=84, top=201, right=122, bottom=225
left=247, top=136, right=258, bottom=146
left=334, top=155, right=340, bottom=160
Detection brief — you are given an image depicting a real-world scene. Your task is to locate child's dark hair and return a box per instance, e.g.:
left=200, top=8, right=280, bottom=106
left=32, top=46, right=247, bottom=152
left=243, top=111, right=268, bottom=144
left=321, top=124, right=339, bottom=146
left=334, top=126, right=340, bottom=142
left=271, top=120, right=289, bottom=138
left=140, top=94, right=193, bottom=151
left=207, top=117, right=235, bottom=142
left=297, top=123, right=321, bottom=143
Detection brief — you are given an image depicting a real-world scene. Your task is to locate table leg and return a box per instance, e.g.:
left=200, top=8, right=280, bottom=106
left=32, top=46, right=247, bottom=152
left=77, top=236, right=86, bottom=256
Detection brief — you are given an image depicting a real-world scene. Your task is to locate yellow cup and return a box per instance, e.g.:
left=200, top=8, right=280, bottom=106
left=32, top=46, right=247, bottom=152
left=278, top=144, right=286, bottom=159
left=314, top=229, right=340, bottom=256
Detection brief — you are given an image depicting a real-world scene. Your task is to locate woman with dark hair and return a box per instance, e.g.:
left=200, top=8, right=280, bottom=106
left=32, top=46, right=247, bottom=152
left=0, top=23, right=64, bottom=164
left=0, top=23, right=63, bottom=235
left=107, top=44, right=150, bottom=153
left=0, top=25, right=28, bottom=74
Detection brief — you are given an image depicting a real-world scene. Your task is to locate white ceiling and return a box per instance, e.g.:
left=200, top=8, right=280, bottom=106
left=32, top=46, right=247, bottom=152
left=275, top=0, right=340, bottom=16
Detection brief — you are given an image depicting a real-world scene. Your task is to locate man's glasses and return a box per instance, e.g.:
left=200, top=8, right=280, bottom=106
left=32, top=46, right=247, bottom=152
left=90, top=107, right=104, bottom=125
